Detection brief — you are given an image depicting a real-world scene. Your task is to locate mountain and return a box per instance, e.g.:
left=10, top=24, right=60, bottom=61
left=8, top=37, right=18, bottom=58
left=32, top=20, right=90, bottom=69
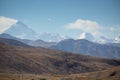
left=96, top=36, right=114, bottom=44
left=78, top=32, right=116, bottom=44
left=0, top=38, right=31, bottom=47
left=51, top=39, right=120, bottom=59
left=0, top=42, right=120, bottom=74
left=79, top=32, right=95, bottom=42
left=108, top=43, right=120, bottom=47
left=0, top=16, right=37, bottom=40
left=4, top=21, right=37, bottom=40
left=114, top=36, right=120, bottom=43
left=0, top=33, right=56, bottom=47
left=38, top=32, right=69, bottom=42
left=0, top=33, right=19, bottom=40
left=0, top=16, right=69, bottom=42
left=27, top=39, right=56, bottom=47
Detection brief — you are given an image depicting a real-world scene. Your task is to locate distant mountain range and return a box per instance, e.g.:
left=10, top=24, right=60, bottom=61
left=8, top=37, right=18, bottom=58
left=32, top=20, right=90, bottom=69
left=78, top=32, right=120, bottom=44
left=0, top=33, right=120, bottom=59
left=0, top=16, right=120, bottom=43
left=51, top=39, right=120, bottom=59
left=0, top=16, right=120, bottom=59
left=0, top=33, right=56, bottom=48
left=0, top=16, right=69, bottom=42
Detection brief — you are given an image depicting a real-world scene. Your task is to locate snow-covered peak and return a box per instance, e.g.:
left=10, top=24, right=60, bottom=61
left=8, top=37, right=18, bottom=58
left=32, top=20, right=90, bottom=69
left=4, top=21, right=37, bottom=40
left=79, top=32, right=94, bottom=41
left=78, top=32, right=117, bottom=44
left=114, top=36, right=120, bottom=43
left=38, top=32, right=69, bottom=42
left=0, top=16, right=17, bottom=33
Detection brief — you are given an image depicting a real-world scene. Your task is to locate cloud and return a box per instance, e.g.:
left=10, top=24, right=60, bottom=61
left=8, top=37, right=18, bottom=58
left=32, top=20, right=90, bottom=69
left=66, top=19, right=102, bottom=37
left=0, top=16, right=17, bottom=33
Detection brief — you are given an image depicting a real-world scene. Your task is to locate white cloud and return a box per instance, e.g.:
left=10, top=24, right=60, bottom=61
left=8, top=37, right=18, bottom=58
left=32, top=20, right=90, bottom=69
left=66, top=19, right=102, bottom=37
left=0, top=16, right=17, bottom=33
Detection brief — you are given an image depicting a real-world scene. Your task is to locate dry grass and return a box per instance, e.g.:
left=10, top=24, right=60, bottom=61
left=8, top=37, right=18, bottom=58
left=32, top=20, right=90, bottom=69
left=0, top=66, right=120, bottom=80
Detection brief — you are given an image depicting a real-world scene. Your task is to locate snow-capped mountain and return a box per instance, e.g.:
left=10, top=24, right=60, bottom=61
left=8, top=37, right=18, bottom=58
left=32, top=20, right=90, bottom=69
left=79, top=32, right=95, bottom=42
left=78, top=32, right=119, bottom=44
left=114, top=36, right=120, bottom=43
left=0, top=16, right=37, bottom=40
left=38, top=32, right=69, bottom=42
left=4, top=21, right=37, bottom=40
left=0, top=16, right=69, bottom=41
left=96, top=36, right=114, bottom=44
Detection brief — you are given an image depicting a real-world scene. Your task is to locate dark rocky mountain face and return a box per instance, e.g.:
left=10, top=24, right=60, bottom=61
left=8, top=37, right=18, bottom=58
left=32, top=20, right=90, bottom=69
left=0, top=38, right=31, bottom=47
left=27, top=39, right=56, bottom=48
left=0, top=42, right=120, bottom=74
left=51, top=39, right=120, bottom=59
left=0, top=33, right=19, bottom=40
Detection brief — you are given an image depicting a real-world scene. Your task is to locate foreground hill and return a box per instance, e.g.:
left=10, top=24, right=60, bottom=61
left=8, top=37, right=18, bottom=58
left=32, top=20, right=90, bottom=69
left=75, top=66, right=120, bottom=80
left=0, top=66, right=120, bottom=80
left=0, top=42, right=120, bottom=75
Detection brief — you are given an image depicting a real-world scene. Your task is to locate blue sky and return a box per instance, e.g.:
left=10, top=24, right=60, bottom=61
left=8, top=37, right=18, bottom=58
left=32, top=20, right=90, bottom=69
left=0, top=0, right=120, bottom=38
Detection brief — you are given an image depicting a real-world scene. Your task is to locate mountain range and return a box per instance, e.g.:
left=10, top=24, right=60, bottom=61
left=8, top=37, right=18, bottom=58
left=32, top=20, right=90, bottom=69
left=51, top=39, right=120, bottom=59
left=0, top=33, right=56, bottom=48
left=0, top=33, right=120, bottom=59
left=0, top=16, right=69, bottom=42
left=0, top=16, right=120, bottom=43
left=0, top=16, right=120, bottom=59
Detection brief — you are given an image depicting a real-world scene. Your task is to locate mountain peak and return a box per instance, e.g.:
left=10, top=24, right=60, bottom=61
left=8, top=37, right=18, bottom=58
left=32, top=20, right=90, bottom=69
left=38, top=32, right=69, bottom=42
left=114, top=36, right=120, bottom=43
left=79, top=32, right=94, bottom=41
left=4, top=20, right=37, bottom=40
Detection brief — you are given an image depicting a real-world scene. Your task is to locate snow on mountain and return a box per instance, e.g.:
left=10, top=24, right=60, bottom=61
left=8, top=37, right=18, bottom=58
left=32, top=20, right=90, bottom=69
left=78, top=32, right=118, bottom=44
left=38, top=32, right=69, bottom=42
left=114, top=36, right=120, bottom=43
left=96, top=36, right=114, bottom=44
left=0, top=16, right=37, bottom=40
left=79, top=32, right=95, bottom=41
left=0, top=17, right=70, bottom=42
left=4, top=21, right=37, bottom=40
left=1, top=16, right=119, bottom=43
left=0, top=16, right=17, bottom=33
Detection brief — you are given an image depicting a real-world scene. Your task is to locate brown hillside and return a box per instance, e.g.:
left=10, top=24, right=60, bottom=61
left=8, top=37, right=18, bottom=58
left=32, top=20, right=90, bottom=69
left=0, top=42, right=120, bottom=75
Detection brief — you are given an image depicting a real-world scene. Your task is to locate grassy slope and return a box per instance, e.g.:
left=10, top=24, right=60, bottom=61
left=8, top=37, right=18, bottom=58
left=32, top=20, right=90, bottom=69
left=0, top=66, right=120, bottom=80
